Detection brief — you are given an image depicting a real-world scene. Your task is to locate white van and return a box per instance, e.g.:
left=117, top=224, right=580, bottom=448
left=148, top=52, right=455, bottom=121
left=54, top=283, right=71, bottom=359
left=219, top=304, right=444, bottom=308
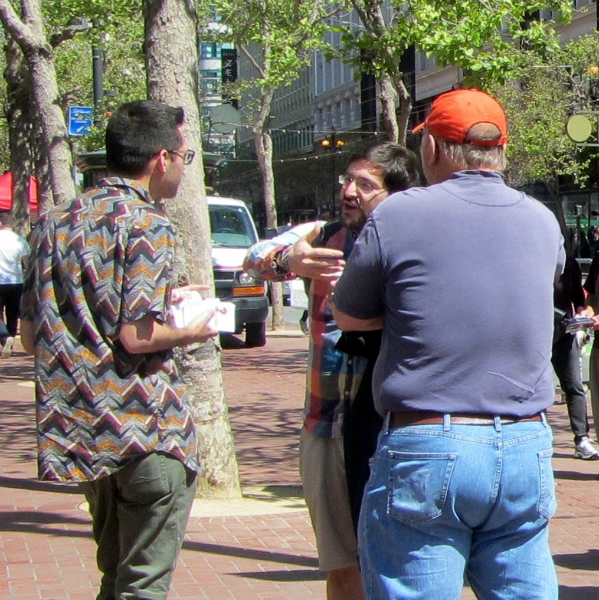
left=207, top=196, right=269, bottom=347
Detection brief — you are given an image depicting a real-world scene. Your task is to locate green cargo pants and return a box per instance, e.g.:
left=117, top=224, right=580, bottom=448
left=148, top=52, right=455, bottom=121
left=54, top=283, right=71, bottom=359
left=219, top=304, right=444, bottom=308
left=79, top=452, right=197, bottom=600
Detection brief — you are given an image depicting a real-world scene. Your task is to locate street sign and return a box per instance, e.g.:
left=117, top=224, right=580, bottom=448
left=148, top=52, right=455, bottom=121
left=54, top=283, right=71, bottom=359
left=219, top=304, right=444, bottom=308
left=209, top=104, right=240, bottom=134
left=68, top=106, right=93, bottom=136
left=566, top=114, right=593, bottom=143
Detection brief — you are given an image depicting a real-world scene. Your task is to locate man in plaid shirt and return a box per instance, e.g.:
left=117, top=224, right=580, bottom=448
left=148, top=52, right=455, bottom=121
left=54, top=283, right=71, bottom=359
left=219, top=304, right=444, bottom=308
left=244, top=142, right=420, bottom=600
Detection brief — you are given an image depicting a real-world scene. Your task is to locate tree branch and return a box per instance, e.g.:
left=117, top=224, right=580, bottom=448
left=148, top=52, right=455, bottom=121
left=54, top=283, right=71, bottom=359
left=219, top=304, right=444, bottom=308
left=239, top=43, right=266, bottom=79
left=50, top=21, right=92, bottom=48
left=0, top=0, right=35, bottom=53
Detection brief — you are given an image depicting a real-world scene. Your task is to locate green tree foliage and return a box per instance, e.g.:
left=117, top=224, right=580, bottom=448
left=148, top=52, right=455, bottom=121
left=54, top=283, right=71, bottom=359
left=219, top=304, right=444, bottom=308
left=0, top=0, right=77, bottom=207
left=0, top=1, right=144, bottom=160
left=486, top=33, right=599, bottom=188
left=43, top=0, right=145, bottom=151
left=206, top=0, right=331, bottom=224
left=207, top=0, right=332, bottom=328
left=336, top=0, right=574, bottom=142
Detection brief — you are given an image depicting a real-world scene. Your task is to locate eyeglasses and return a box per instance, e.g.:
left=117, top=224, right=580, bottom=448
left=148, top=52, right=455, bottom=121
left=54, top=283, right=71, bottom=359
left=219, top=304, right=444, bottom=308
left=168, top=149, right=196, bottom=165
left=338, top=174, right=385, bottom=194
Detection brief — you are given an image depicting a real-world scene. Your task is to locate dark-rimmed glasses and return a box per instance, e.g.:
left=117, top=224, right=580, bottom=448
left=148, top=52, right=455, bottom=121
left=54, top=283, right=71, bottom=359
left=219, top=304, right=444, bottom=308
left=168, top=149, right=196, bottom=165
left=338, top=174, right=385, bottom=195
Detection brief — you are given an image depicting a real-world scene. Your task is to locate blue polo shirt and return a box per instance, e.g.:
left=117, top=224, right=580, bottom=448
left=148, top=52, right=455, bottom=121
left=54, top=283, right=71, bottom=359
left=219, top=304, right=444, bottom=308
left=334, top=170, right=565, bottom=417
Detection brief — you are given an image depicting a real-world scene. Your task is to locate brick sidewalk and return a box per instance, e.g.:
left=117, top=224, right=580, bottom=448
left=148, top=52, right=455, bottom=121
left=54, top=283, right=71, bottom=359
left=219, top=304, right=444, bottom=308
left=1, top=331, right=599, bottom=599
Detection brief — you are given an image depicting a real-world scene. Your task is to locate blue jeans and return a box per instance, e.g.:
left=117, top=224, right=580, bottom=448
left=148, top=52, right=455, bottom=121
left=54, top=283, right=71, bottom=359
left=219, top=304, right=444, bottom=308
left=358, top=416, right=557, bottom=600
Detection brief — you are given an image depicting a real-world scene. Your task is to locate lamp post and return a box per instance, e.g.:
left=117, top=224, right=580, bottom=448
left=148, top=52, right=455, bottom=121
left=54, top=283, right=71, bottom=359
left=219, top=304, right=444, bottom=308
left=92, top=19, right=103, bottom=125
left=320, top=130, right=345, bottom=217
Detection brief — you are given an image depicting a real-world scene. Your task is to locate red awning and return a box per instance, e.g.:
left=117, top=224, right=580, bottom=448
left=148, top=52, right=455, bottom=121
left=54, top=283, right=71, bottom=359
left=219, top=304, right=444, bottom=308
left=0, top=172, right=39, bottom=212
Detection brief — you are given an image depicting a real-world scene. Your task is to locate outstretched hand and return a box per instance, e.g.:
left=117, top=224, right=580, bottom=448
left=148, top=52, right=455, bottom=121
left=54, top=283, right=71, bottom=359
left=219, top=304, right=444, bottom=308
left=287, top=224, right=345, bottom=281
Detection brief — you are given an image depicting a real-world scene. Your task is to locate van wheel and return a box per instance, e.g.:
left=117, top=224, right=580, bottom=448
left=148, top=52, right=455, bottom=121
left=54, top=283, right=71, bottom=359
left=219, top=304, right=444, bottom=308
left=245, top=322, right=266, bottom=348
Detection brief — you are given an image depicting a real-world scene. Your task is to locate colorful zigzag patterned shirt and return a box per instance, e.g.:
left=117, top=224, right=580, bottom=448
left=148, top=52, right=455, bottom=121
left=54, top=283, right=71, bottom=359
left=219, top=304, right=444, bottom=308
left=21, top=178, right=200, bottom=482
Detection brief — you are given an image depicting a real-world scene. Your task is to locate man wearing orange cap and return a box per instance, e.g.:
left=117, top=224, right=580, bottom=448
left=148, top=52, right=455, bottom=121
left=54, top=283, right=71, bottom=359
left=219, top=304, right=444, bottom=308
left=331, top=88, right=565, bottom=600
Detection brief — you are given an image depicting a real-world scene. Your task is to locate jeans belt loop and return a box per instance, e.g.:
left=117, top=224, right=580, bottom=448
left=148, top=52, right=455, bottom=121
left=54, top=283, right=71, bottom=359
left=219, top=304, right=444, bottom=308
left=383, top=411, right=391, bottom=432
left=443, top=414, right=450, bottom=432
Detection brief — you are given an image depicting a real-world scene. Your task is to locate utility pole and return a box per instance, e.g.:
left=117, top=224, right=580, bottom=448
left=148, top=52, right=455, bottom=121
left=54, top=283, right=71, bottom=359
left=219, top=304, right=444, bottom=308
left=320, top=130, right=345, bottom=217
left=92, top=19, right=103, bottom=125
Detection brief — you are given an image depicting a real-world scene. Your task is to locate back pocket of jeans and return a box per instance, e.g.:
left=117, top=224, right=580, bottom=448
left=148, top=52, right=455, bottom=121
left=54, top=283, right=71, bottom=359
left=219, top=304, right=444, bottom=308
left=537, top=448, right=557, bottom=520
left=386, top=451, right=456, bottom=526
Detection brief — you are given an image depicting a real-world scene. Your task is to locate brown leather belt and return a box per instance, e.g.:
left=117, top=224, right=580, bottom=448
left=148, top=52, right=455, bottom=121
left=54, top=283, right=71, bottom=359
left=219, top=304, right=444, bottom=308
left=390, top=410, right=544, bottom=428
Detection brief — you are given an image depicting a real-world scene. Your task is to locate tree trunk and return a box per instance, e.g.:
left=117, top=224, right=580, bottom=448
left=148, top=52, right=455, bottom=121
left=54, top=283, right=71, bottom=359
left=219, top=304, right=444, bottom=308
left=0, top=0, right=75, bottom=208
left=4, top=38, right=34, bottom=233
left=28, top=51, right=75, bottom=206
left=379, top=75, right=399, bottom=143
left=252, top=91, right=284, bottom=329
left=396, top=78, right=412, bottom=146
left=144, top=0, right=241, bottom=499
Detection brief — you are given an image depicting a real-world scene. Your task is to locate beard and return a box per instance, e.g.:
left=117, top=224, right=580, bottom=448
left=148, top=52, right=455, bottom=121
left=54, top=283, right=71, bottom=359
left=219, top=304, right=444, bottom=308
left=339, top=198, right=367, bottom=232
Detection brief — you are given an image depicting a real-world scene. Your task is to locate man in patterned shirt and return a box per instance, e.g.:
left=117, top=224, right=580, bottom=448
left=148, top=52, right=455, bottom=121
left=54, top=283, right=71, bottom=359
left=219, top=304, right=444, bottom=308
left=20, top=100, right=218, bottom=600
left=244, top=143, right=421, bottom=600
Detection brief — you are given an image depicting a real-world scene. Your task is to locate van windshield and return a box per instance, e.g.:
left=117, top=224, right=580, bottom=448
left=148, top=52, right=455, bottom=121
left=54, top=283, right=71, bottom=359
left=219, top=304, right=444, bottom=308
left=209, top=205, right=257, bottom=248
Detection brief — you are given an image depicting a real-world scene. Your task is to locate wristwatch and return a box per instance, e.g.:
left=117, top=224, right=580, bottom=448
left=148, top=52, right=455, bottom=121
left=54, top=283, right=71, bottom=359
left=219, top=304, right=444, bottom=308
left=274, top=249, right=291, bottom=275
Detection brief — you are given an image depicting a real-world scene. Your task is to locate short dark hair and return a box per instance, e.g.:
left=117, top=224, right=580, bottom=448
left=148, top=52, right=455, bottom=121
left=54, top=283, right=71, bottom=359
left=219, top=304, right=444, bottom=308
left=351, top=142, right=422, bottom=192
left=105, top=100, right=185, bottom=177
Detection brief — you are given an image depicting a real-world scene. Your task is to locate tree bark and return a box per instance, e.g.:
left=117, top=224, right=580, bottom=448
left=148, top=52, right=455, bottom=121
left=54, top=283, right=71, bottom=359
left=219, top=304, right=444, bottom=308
left=0, top=0, right=75, bottom=207
left=252, top=87, right=284, bottom=328
left=396, top=78, right=412, bottom=146
left=379, top=75, right=399, bottom=143
left=144, top=0, right=241, bottom=499
left=4, top=38, right=34, bottom=233
left=350, top=0, right=411, bottom=144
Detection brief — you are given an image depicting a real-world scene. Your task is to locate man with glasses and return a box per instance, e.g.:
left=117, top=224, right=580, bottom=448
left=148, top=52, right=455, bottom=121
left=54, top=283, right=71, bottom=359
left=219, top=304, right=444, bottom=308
left=244, top=142, right=421, bottom=600
left=20, top=100, right=218, bottom=600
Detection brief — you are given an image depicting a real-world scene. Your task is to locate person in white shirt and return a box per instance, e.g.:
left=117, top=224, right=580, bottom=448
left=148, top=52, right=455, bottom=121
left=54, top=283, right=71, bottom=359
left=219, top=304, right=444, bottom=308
left=0, top=213, right=29, bottom=357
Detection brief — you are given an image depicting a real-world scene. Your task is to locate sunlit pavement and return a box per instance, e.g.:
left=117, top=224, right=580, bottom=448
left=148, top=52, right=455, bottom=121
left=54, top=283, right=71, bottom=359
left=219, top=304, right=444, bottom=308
left=1, top=330, right=599, bottom=599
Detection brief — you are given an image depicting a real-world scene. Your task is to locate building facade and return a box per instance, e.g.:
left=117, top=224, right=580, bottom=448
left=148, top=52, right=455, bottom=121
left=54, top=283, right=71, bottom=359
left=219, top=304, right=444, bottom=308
left=216, top=2, right=598, bottom=238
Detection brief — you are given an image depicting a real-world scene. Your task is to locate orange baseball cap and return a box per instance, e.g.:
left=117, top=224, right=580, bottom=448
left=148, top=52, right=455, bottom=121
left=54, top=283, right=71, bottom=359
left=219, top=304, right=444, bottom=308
left=412, top=88, right=508, bottom=147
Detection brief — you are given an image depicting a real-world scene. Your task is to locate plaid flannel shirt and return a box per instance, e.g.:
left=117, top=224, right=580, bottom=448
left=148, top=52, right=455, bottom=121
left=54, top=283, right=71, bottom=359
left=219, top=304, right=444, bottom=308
left=244, top=221, right=368, bottom=438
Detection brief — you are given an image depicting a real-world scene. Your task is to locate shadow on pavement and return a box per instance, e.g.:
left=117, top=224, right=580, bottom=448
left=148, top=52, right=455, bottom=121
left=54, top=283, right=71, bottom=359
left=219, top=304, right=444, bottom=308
left=222, top=346, right=308, bottom=376
left=182, top=539, right=319, bottom=569
left=0, top=402, right=37, bottom=463
left=553, top=469, right=599, bottom=482
left=0, top=358, right=34, bottom=382
left=219, top=333, right=246, bottom=349
left=243, top=484, right=303, bottom=500
left=0, top=509, right=91, bottom=535
left=235, top=569, right=325, bottom=582
left=554, top=549, right=599, bottom=570
left=229, top=397, right=302, bottom=486
left=558, top=586, right=599, bottom=599
left=0, top=475, right=79, bottom=494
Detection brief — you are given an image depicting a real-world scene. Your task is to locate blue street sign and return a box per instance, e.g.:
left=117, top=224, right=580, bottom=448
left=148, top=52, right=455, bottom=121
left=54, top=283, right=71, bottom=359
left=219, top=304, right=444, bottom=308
left=68, top=106, right=93, bottom=136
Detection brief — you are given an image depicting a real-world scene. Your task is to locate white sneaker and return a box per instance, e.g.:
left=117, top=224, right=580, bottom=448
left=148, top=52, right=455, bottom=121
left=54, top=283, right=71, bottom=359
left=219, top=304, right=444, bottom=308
left=574, top=437, right=599, bottom=460
left=1, top=336, right=14, bottom=358
left=299, top=319, right=309, bottom=335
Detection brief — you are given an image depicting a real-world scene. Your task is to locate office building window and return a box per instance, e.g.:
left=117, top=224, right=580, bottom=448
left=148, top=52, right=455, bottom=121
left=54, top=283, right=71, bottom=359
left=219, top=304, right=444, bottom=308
left=201, top=42, right=218, bottom=59
left=201, top=70, right=220, bottom=94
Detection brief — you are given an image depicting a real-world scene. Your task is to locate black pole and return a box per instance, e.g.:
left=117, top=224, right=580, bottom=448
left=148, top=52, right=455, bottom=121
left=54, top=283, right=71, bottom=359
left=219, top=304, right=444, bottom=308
left=360, top=50, right=377, bottom=133
left=92, top=19, right=103, bottom=124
